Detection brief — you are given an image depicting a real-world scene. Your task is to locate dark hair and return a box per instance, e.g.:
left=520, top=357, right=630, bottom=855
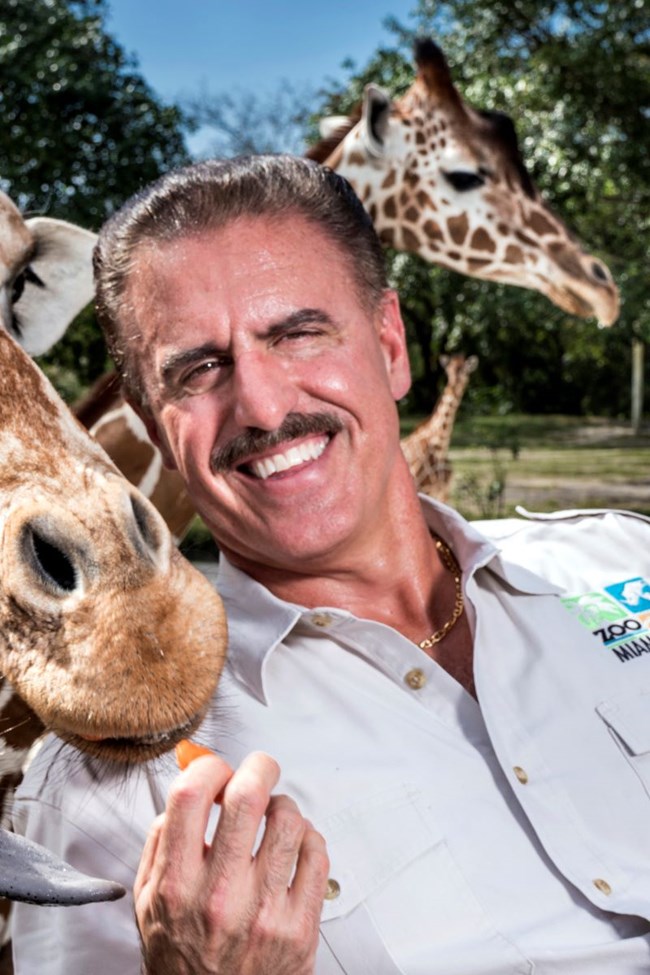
left=94, top=154, right=388, bottom=403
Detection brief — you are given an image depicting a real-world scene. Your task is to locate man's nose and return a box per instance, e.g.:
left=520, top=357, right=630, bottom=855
left=232, top=351, right=298, bottom=430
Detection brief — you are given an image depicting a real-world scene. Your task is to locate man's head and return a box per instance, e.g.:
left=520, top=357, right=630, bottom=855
left=94, top=155, right=414, bottom=576
left=94, top=155, right=388, bottom=407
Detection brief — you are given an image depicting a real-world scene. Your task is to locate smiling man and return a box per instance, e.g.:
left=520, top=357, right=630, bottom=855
left=12, top=156, right=650, bottom=975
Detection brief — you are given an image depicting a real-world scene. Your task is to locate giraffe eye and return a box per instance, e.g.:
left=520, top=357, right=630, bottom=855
left=443, top=171, right=486, bottom=192
left=12, top=265, right=44, bottom=305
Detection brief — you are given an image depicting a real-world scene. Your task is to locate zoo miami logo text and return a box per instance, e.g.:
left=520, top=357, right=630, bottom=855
left=560, top=577, right=650, bottom=663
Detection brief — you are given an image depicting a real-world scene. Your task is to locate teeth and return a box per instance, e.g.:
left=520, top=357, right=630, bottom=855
left=250, top=437, right=328, bottom=480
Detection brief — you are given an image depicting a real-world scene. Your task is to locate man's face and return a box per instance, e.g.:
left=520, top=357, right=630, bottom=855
left=126, top=214, right=411, bottom=574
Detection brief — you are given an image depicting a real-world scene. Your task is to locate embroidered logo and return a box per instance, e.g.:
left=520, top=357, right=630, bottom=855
left=561, top=577, right=650, bottom=663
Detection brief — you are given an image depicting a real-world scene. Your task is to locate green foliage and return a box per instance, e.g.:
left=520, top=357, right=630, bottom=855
left=0, top=0, right=191, bottom=395
left=0, top=0, right=189, bottom=227
left=313, top=0, right=649, bottom=418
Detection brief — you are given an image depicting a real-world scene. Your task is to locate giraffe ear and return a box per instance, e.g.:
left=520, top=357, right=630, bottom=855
left=360, top=84, right=392, bottom=155
left=14, top=217, right=97, bottom=357
left=318, top=115, right=352, bottom=139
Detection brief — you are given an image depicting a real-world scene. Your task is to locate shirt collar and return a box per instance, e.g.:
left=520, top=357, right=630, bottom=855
left=215, top=496, right=561, bottom=703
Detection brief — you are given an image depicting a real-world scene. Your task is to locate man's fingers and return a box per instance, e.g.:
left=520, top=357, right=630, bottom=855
left=157, top=753, right=235, bottom=877
left=134, top=813, right=164, bottom=901
left=208, top=751, right=281, bottom=873
left=253, top=793, right=309, bottom=894
left=289, top=823, right=330, bottom=916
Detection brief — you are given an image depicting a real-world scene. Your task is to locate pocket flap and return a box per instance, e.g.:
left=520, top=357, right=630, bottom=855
left=596, top=688, right=650, bottom=755
left=319, top=783, right=439, bottom=921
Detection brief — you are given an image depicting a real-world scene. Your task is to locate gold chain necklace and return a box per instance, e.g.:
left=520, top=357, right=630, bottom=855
left=419, top=534, right=464, bottom=650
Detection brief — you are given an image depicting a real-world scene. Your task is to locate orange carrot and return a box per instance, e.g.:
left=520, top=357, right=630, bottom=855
left=176, top=739, right=216, bottom=770
left=175, top=739, right=231, bottom=804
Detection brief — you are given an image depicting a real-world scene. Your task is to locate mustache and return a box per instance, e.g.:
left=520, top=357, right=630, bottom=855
left=210, top=412, right=344, bottom=473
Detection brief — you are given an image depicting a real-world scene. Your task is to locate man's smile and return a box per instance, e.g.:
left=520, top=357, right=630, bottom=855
left=245, top=435, right=329, bottom=480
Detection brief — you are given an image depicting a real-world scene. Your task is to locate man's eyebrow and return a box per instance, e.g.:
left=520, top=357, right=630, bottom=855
left=264, top=308, right=335, bottom=339
left=161, top=343, right=224, bottom=382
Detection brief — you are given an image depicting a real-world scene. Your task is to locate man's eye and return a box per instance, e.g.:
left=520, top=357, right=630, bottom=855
left=180, top=360, right=223, bottom=392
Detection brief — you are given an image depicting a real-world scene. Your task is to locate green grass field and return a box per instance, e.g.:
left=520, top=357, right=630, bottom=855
left=419, top=414, right=650, bottom=520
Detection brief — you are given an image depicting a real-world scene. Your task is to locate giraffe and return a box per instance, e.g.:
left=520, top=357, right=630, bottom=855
left=0, top=324, right=227, bottom=958
left=308, top=37, right=619, bottom=327
left=401, top=353, right=479, bottom=502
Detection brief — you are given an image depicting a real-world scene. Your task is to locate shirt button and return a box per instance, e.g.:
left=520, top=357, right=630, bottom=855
left=593, top=878, right=612, bottom=896
left=513, top=766, right=529, bottom=784
left=324, top=878, right=341, bottom=900
left=405, top=668, right=427, bottom=689
left=311, top=612, right=334, bottom=628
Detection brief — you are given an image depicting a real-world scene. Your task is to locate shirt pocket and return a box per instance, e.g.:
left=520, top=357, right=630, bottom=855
left=316, top=783, right=532, bottom=975
left=596, top=687, right=650, bottom=799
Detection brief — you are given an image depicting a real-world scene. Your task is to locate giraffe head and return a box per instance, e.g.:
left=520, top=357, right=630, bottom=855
left=439, top=352, right=479, bottom=390
left=311, top=38, right=618, bottom=326
left=0, top=327, right=227, bottom=764
left=0, top=189, right=96, bottom=355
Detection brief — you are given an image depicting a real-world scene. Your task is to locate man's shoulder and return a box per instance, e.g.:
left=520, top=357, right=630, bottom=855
left=473, top=507, right=650, bottom=593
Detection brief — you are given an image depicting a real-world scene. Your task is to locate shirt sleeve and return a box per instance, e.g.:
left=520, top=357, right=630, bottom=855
left=11, top=737, right=164, bottom=975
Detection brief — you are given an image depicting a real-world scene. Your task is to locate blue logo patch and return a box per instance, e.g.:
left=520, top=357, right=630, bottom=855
left=605, top=577, right=650, bottom=614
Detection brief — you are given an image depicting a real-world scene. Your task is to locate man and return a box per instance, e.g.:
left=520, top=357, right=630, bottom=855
left=12, top=155, right=650, bottom=974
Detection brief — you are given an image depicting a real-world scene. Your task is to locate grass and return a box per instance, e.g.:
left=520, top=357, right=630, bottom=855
left=413, top=413, right=650, bottom=520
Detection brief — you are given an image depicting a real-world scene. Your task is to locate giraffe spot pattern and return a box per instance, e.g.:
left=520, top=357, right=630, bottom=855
left=448, top=213, right=469, bottom=245
left=470, top=227, right=497, bottom=253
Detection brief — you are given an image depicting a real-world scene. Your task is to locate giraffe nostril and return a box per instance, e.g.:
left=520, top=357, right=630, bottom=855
left=129, top=493, right=164, bottom=559
left=22, top=526, right=78, bottom=595
left=592, top=261, right=609, bottom=283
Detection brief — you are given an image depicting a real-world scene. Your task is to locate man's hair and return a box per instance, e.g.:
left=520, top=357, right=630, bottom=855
left=94, top=154, right=388, bottom=404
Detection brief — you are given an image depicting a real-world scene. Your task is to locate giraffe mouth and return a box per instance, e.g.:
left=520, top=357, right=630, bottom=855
left=61, top=710, right=206, bottom=763
left=549, top=283, right=595, bottom=320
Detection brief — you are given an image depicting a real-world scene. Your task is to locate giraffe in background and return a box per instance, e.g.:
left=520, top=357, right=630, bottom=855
left=401, top=353, right=479, bottom=502
left=309, top=37, right=618, bottom=326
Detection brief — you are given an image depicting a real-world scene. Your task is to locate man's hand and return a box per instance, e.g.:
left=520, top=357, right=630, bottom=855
left=134, top=751, right=329, bottom=975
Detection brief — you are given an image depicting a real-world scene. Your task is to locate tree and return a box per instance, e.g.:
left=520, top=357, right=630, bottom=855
left=184, top=80, right=317, bottom=158
left=0, top=0, right=189, bottom=229
left=0, top=0, right=191, bottom=392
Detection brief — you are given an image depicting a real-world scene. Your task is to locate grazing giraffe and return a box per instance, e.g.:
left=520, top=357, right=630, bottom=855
left=0, top=323, right=227, bottom=962
left=401, top=353, right=479, bottom=502
left=308, top=37, right=619, bottom=326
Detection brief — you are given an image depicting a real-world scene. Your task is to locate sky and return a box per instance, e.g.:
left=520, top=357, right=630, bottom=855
left=105, top=0, right=420, bottom=153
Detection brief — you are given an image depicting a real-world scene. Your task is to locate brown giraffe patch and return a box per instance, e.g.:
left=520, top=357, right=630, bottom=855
left=384, top=197, right=397, bottom=219
left=405, top=206, right=419, bottom=223
left=402, top=227, right=421, bottom=250
left=505, top=244, right=525, bottom=264
left=470, top=228, right=497, bottom=253
left=529, top=210, right=558, bottom=236
left=379, top=226, right=396, bottom=247
left=468, top=257, right=494, bottom=271
left=424, top=219, right=444, bottom=241
left=417, top=190, right=436, bottom=210
left=448, top=213, right=469, bottom=245
left=347, top=150, right=366, bottom=167
left=381, top=170, right=397, bottom=190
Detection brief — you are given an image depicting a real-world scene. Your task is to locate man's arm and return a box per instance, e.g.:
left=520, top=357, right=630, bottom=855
left=135, top=751, right=330, bottom=975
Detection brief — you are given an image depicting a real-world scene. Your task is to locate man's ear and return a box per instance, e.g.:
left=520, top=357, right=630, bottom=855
left=125, top=395, right=178, bottom=472
left=376, top=290, right=412, bottom=400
